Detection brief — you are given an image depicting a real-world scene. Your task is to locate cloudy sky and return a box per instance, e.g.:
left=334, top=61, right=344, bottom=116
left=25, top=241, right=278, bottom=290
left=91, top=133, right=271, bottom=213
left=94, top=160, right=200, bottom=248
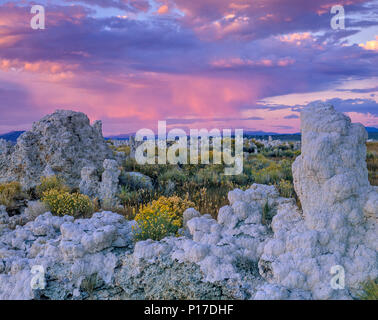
left=0, top=0, right=377, bottom=135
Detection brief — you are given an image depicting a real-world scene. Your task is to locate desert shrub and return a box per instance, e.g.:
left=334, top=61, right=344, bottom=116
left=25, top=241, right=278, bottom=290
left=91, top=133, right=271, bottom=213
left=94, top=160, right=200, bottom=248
left=116, top=145, right=131, bottom=156
left=35, top=176, right=70, bottom=199
left=92, top=197, right=101, bottom=213
left=100, top=197, right=121, bottom=211
left=357, top=279, right=378, bottom=300
left=282, top=148, right=293, bottom=157
left=262, top=201, right=275, bottom=226
left=122, top=158, right=167, bottom=181
left=133, top=196, right=195, bottom=241
left=193, top=166, right=223, bottom=186
left=250, top=154, right=271, bottom=169
left=366, top=143, right=378, bottom=186
left=252, top=156, right=294, bottom=186
left=0, top=181, right=26, bottom=208
left=279, top=159, right=293, bottom=181
left=117, top=186, right=137, bottom=206
left=101, top=195, right=136, bottom=220
left=254, top=166, right=280, bottom=184
left=118, top=149, right=298, bottom=220
left=119, top=171, right=153, bottom=191
left=158, top=167, right=187, bottom=184
left=42, top=189, right=94, bottom=217
left=228, top=172, right=251, bottom=185
left=278, top=179, right=294, bottom=198
left=116, top=186, right=153, bottom=207
left=366, top=151, right=375, bottom=160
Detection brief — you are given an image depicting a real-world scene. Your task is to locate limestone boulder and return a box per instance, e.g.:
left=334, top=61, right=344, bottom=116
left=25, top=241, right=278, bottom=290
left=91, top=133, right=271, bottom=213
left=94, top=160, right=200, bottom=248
left=0, top=110, right=114, bottom=190
left=257, top=104, right=377, bottom=299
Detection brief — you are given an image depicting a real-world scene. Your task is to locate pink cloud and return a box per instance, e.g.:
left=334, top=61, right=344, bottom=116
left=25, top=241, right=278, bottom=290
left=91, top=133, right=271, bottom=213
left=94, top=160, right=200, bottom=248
left=278, top=32, right=313, bottom=45
left=157, top=4, right=169, bottom=14
left=211, top=57, right=295, bottom=68
left=359, top=36, right=378, bottom=51
left=0, top=58, right=277, bottom=134
left=0, top=0, right=376, bottom=135
left=165, top=0, right=368, bottom=39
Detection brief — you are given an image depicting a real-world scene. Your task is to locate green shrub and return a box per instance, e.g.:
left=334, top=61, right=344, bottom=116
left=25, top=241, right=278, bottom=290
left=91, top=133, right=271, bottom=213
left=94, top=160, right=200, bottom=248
left=116, top=145, right=131, bottom=156
left=116, top=186, right=152, bottom=207
left=36, top=176, right=70, bottom=199
left=262, top=201, right=275, bottom=226
left=117, top=186, right=136, bottom=206
left=366, top=151, right=376, bottom=160
left=279, top=159, right=293, bottom=181
left=357, top=279, right=378, bottom=300
left=158, top=167, right=187, bottom=184
left=42, top=189, right=94, bottom=217
left=254, top=166, right=281, bottom=184
left=278, top=179, right=294, bottom=198
left=117, top=150, right=298, bottom=220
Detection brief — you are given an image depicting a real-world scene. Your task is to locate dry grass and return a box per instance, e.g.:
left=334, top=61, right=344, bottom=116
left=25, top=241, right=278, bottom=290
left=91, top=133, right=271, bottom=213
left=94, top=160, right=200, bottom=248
left=357, top=278, right=378, bottom=300
left=114, top=153, right=298, bottom=220
left=367, top=141, right=378, bottom=153
left=367, top=142, right=378, bottom=186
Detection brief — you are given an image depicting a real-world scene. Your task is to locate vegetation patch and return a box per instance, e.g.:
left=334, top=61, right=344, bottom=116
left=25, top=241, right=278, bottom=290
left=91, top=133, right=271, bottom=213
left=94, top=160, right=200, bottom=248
left=35, top=176, right=70, bottom=198
left=357, top=278, right=378, bottom=300
left=42, top=189, right=94, bottom=217
left=0, top=181, right=27, bottom=214
left=119, top=151, right=298, bottom=219
left=367, top=142, right=377, bottom=186
left=133, top=195, right=195, bottom=241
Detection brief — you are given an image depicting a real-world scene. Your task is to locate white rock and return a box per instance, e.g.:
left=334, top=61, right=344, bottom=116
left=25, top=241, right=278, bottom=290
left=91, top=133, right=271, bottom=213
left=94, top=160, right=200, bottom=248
left=259, top=104, right=378, bottom=299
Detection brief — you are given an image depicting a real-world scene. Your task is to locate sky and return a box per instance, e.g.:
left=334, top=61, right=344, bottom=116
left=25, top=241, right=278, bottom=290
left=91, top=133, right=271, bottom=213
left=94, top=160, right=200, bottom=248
left=0, top=0, right=377, bottom=135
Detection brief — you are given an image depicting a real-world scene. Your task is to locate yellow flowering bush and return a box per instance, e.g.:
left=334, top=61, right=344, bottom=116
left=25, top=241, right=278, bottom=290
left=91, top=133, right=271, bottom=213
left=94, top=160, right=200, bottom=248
left=133, top=196, right=195, bottom=241
left=42, top=189, right=94, bottom=217
left=36, top=176, right=70, bottom=199
left=0, top=181, right=26, bottom=208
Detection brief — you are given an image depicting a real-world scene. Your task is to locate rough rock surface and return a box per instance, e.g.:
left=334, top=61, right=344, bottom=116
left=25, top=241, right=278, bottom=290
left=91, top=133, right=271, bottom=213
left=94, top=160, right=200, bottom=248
left=79, top=160, right=121, bottom=202
left=0, top=211, right=134, bottom=299
left=0, top=110, right=114, bottom=189
left=0, top=105, right=376, bottom=300
left=0, top=185, right=285, bottom=300
left=79, top=166, right=101, bottom=199
left=257, top=104, right=377, bottom=299
left=99, top=160, right=121, bottom=202
left=119, top=171, right=154, bottom=191
left=114, top=185, right=285, bottom=299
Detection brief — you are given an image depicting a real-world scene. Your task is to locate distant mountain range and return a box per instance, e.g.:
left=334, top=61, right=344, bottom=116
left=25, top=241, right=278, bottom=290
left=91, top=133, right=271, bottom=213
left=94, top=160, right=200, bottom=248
left=244, top=130, right=282, bottom=136
left=106, top=127, right=378, bottom=140
left=105, top=133, right=134, bottom=140
left=0, top=131, right=25, bottom=143
left=107, top=131, right=285, bottom=139
left=1, top=127, right=377, bottom=143
left=366, top=127, right=378, bottom=133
